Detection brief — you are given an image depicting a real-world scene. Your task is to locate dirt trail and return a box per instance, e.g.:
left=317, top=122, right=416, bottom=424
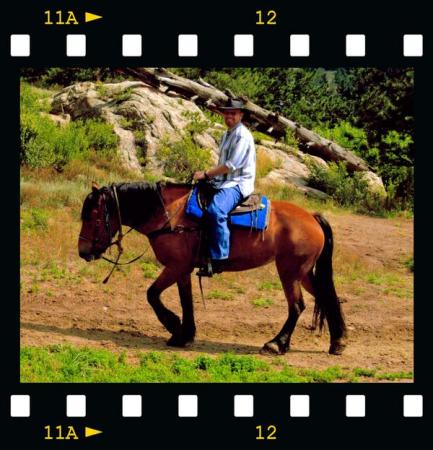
left=21, top=212, right=413, bottom=375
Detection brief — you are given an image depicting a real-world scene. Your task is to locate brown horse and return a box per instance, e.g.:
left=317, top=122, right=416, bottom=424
left=78, top=181, right=347, bottom=355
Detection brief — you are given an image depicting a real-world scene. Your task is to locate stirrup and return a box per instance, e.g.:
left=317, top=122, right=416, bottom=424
left=196, top=261, right=213, bottom=278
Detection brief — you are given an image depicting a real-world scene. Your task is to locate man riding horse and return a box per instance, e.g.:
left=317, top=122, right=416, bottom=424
left=78, top=100, right=347, bottom=355
left=193, top=99, right=256, bottom=277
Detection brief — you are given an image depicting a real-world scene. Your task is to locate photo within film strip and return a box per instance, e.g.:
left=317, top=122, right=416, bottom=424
left=3, top=1, right=429, bottom=445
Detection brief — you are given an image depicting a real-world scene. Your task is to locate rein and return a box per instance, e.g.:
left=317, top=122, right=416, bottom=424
left=101, top=183, right=199, bottom=284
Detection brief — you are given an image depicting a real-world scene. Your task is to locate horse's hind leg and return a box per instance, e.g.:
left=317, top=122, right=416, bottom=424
left=147, top=267, right=183, bottom=343
left=301, top=271, right=315, bottom=297
left=167, top=273, right=196, bottom=347
left=261, top=261, right=306, bottom=355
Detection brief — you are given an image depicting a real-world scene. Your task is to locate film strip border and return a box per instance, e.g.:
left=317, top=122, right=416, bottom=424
left=9, top=33, right=425, bottom=58
left=9, top=394, right=424, bottom=418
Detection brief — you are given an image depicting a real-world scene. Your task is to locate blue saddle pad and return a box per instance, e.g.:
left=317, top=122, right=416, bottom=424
left=185, top=185, right=271, bottom=231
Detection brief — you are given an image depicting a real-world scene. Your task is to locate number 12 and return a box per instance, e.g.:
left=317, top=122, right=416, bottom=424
left=256, top=10, right=277, bottom=25
left=256, top=424, right=277, bottom=440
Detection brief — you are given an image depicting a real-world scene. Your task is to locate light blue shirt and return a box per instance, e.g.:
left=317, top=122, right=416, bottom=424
left=212, top=122, right=256, bottom=198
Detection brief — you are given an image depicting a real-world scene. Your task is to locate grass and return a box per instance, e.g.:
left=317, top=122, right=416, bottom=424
left=404, top=256, right=414, bottom=272
left=376, top=371, right=413, bottom=380
left=251, top=298, right=274, bottom=308
left=255, top=180, right=338, bottom=215
left=21, top=208, right=49, bottom=231
left=228, top=285, right=246, bottom=294
left=20, top=345, right=414, bottom=383
left=252, top=130, right=273, bottom=144
left=258, top=280, right=281, bottom=291
left=256, top=148, right=282, bottom=179
left=208, top=290, right=234, bottom=301
left=140, top=261, right=160, bottom=279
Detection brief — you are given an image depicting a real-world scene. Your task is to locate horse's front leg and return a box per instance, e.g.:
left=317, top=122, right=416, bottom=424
left=167, top=273, right=196, bottom=347
left=147, top=267, right=183, bottom=343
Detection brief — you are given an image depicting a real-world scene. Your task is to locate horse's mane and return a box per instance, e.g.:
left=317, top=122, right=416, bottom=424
left=119, top=181, right=197, bottom=227
left=81, top=181, right=194, bottom=223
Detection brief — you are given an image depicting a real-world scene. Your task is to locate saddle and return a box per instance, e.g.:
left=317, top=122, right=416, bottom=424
left=186, top=181, right=271, bottom=275
left=197, top=182, right=265, bottom=215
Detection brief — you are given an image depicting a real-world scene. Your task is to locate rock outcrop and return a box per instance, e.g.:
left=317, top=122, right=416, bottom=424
left=50, top=80, right=385, bottom=198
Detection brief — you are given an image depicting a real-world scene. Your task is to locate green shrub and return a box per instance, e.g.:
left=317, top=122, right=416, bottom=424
left=157, top=135, right=212, bottom=182
left=284, top=128, right=299, bottom=148
left=313, top=123, right=413, bottom=210
left=182, top=111, right=211, bottom=135
left=21, top=115, right=118, bottom=169
left=252, top=130, right=271, bottom=144
left=95, top=83, right=110, bottom=100
left=307, top=160, right=385, bottom=215
left=202, top=109, right=224, bottom=125
left=119, top=117, right=134, bottom=130
left=314, top=121, right=369, bottom=155
left=20, top=113, right=59, bottom=167
left=113, top=87, right=132, bottom=103
left=133, top=130, right=148, bottom=166
left=20, top=82, right=51, bottom=113
left=80, top=120, right=119, bottom=153
left=20, top=82, right=118, bottom=169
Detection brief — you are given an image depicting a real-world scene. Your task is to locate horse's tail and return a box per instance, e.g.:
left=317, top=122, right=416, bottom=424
left=311, top=213, right=347, bottom=341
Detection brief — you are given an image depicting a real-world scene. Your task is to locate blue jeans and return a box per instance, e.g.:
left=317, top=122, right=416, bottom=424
left=206, top=185, right=243, bottom=260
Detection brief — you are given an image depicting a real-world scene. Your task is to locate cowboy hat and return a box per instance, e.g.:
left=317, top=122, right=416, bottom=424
left=219, top=99, right=246, bottom=111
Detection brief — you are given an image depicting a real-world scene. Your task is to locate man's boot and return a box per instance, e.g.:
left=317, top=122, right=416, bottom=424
left=196, top=259, right=213, bottom=277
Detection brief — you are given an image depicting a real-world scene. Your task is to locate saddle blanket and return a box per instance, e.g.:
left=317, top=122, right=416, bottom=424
left=185, top=185, right=271, bottom=231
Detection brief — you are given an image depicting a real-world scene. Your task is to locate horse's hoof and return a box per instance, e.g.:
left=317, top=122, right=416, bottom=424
left=329, top=341, right=346, bottom=355
left=260, top=342, right=285, bottom=355
left=167, top=335, right=187, bottom=347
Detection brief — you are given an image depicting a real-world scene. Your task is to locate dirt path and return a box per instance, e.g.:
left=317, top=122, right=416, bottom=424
left=21, top=211, right=413, bottom=376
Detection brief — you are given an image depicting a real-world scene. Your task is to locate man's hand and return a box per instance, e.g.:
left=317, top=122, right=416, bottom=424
left=193, top=171, right=206, bottom=181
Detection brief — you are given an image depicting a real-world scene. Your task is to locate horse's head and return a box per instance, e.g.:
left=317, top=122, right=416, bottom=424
left=78, top=182, right=120, bottom=262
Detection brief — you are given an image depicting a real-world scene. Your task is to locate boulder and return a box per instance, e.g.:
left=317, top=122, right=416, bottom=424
left=51, top=81, right=219, bottom=174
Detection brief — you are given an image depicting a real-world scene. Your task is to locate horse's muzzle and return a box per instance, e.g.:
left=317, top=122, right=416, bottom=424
left=79, top=251, right=101, bottom=262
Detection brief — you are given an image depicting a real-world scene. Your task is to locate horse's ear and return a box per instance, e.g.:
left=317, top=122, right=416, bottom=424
left=91, top=181, right=100, bottom=193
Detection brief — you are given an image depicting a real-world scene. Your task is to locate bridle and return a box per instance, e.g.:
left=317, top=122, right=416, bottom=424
left=78, top=189, right=120, bottom=252
left=80, top=183, right=199, bottom=284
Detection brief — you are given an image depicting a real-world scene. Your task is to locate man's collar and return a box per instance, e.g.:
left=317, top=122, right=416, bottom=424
left=227, top=121, right=243, bottom=133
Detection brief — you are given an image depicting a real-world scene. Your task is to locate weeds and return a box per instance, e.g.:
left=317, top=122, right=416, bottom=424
left=251, top=298, right=274, bottom=308
left=157, top=136, right=212, bottom=182
left=258, top=280, right=281, bottom=291
left=256, top=148, right=282, bottom=179
left=140, top=261, right=160, bottom=279
left=21, top=208, right=49, bottom=231
left=20, top=346, right=414, bottom=383
left=306, top=160, right=386, bottom=216
left=208, top=290, right=234, bottom=301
